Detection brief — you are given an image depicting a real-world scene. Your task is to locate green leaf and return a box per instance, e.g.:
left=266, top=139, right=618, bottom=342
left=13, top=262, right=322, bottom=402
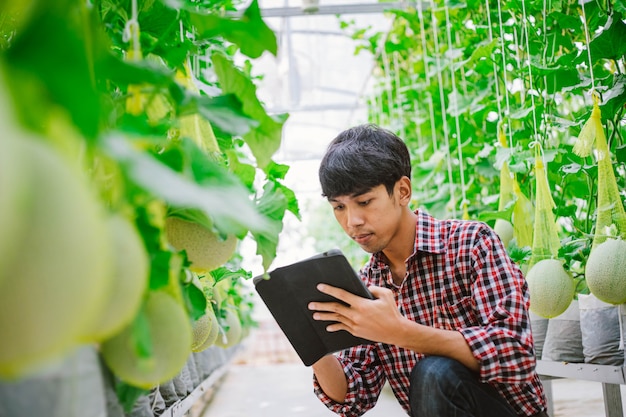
left=211, top=51, right=287, bottom=169
left=98, top=53, right=175, bottom=89
left=195, top=94, right=259, bottom=136
left=616, top=145, right=626, bottom=164
left=252, top=181, right=289, bottom=270
left=133, top=305, right=153, bottom=357
left=477, top=204, right=515, bottom=223
left=226, top=150, right=257, bottom=190
left=600, top=75, right=626, bottom=121
left=276, top=182, right=301, bottom=220
left=509, top=105, right=535, bottom=120
left=461, top=38, right=497, bottom=69
left=590, top=12, right=626, bottom=61
left=149, top=251, right=172, bottom=289
left=6, top=10, right=100, bottom=139
left=115, top=381, right=149, bottom=413
left=104, top=133, right=271, bottom=236
left=265, top=161, right=290, bottom=181
left=550, top=11, right=582, bottom=30
left=189, top=0, right=277, bottom=58
left=182, top=281, right=207, bottom=320
left=210, top=267, right=251, bottom=283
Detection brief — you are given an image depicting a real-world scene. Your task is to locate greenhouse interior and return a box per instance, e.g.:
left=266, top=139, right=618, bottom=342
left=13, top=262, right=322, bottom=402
left=1, top=0, right=626, bottom=416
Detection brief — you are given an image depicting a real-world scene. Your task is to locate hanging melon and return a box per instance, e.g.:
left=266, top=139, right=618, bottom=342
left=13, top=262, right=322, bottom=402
left=192, top=307, right=220, bottom=352
left=573, top=95, right=626, bottom=304
left=165, top=216, right=238, bottom=272
left=83, top=213, right=150, bottom=341
left=99, top=291, right=192, bottom=389
left=494, top=219, right=514, bottom=248
left=215, top=307, right=243, bottom=349
left=0, top=135, right=112, bottom=379
left=585, top=238, right=626, bottom=305
left=526, top=259, right=575, bottom=318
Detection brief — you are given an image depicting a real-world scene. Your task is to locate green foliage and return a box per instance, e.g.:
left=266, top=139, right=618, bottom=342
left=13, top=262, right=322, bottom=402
left=340, top=0, right=626, bottom=283
left=0, top=0, right=296, bottom=395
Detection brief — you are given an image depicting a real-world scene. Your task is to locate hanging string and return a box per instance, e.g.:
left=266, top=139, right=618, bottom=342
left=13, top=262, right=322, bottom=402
left=495, top=0, right=515, bottom=148
left=512, top=24, right=526, bottom=106
left=417, top=0, right=439, bottom=152
left=444, top=6, right=468, bottom=217
left=393, top=51, right=406, bottom=140
left=431, top=6, right=457, bottom=218
left=349, top=19, right=394, bottom=126
left=381, top=48, right=396, bottom=130
left=485, top=0, right=502, bottom=119
left=456, top=32, right=469, bottom=98
left=407, top=54, right=426, bottom=162
left=122, top=0, right=140, bottom=59
left=376, top=86, right=385, bottom=126
left=412, top=98, right=426, bottom=162
left=541, top=0, right=553, bottom=144
left=580, top=3, right=596, bottom=92
left=520, top=1, right=541, bottom=142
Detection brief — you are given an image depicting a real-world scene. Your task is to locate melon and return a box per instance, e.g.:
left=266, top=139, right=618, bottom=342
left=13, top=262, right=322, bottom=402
left=494, top=219, right=514, bottom=248
left=192, top=307, right=220, bottom=352
left=84, top=214, right=150, bottom=341
left=164, top=217, right=237, bottom=272
left=585, top=238, right=626, bottom=305
left=0, top=136, right=31, bottom=285
left=190, top=313, right=211, bottom=352
left=0, top=68, right=31, bottom=285
left=525, top=259, right=575, bottom=318
left=215, top=307, right=243, bottom=349
left=99, top=291, right=192, bottom=389
left=0, top=136, right=112, bottom=379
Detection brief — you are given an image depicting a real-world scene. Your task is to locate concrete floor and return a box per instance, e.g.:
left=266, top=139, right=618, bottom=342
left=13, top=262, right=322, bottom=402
left=196, top=319, right=622, bottom=417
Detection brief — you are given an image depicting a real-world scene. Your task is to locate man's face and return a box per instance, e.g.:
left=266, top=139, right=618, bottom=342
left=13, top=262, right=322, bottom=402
left=328, top=183, right=404, bottom=254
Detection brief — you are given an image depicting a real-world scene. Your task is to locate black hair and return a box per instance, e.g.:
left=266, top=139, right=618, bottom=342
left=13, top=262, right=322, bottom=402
left=318, top=124, right=411, bottom=199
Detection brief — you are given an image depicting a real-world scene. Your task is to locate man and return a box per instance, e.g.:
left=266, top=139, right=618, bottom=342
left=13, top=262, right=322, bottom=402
left=308, top=124, right=548, bottom=417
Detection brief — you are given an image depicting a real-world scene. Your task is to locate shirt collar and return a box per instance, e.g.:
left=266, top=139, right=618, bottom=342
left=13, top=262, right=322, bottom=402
left=370, top=209, right=447, bottom=268
left=412, top=209, right=447, bottom=255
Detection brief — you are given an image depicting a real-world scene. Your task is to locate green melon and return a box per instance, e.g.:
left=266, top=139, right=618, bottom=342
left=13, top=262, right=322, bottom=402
left=0, top=136, right=31, bottom=286
left=190, top=313, right=211, bottom=352
left=494, top=219, right=514, bottom=248
left=192, top=307, right=220, bottom=352
left=0, top=136, right=112, bottom=379
left=215, top=307, right=243, bottom=349
left=164, top=217, right=237, bottom=272
left=585, top=238, right=626, bottom=305
left=99, top=291, right=192, bottom=389
left=84, top=214, right=150, bottom=341
left=525, top=259, right=575, bottom=319
left=0, top=68, right=31, bottom=286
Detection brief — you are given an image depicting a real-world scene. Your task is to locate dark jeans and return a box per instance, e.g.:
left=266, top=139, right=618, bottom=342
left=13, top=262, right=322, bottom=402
left=409, top=356, right=547, bottom=417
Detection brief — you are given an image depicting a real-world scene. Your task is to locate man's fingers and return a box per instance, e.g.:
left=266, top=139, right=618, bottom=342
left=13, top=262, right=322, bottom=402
left=312, top=312, right=355, bottom=334
left=308, top=300, right=343, bottom=312
left=368, top=285, right=393, bottom=299
left=316, top=283, right=361, bottom=306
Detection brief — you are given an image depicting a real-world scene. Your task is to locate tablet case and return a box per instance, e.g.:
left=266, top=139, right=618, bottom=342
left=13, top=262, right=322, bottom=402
left=253, top=249, right=374, bottom=366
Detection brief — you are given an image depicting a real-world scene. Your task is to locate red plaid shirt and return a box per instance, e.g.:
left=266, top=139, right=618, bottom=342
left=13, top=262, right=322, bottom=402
left=314, top=210, right=546, bottom=416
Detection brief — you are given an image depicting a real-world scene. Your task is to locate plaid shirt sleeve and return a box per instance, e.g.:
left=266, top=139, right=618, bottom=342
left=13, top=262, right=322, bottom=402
left=458, top=225, right=537, bottom=385
left=312, top=344, right=385, bottom=417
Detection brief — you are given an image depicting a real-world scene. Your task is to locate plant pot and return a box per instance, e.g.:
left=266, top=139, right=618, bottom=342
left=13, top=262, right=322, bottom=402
left=0, top=346, right=107, bottom=417
left=529, top=310, right=549, bottom=360
left=579, top=293, right=623, bottom=365
left=541, top=300, right=584, bottom=363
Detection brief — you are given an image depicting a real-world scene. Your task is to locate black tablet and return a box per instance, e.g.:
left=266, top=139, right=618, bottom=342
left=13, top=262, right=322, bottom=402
left=253, top=249, right=374, bottom=366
